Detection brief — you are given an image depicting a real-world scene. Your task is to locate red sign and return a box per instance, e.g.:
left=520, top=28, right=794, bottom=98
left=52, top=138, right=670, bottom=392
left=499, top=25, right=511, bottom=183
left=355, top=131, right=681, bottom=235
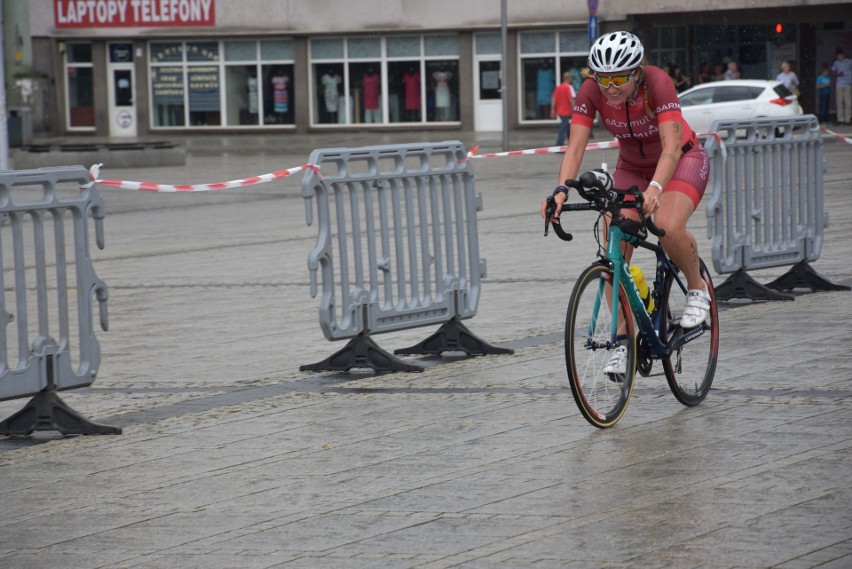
left=587, top=0, right=599, bottom=16
left=55, top=0, right=216, bottom=28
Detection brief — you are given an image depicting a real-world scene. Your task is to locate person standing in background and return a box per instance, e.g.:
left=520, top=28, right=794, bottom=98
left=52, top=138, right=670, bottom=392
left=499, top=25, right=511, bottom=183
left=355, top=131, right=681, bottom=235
left=723, top=61, right=741, bottom=80
left=816, top=64, right=832, bottom=125
left=670, top=65, right=691, bottom=93
left=550, top=71, right=576, bottom=147
left=831, top=48, right=852, bottom=124
left=776, top=61, right=799, bottom=95
left=696, top=62, right=712, bottom=84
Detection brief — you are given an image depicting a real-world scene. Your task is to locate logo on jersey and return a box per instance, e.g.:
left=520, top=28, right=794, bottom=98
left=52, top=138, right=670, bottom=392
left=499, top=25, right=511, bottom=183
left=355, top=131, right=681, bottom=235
left=656, top=102, right=681, bottom=113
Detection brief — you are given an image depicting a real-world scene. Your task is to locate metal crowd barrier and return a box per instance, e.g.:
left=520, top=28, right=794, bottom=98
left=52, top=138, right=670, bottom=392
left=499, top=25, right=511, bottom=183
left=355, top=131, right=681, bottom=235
left=0, top=166, right=119, bottom=436
left=300, top=141, right=511, bottom=372
left=704, top=115, right=848, bottom=300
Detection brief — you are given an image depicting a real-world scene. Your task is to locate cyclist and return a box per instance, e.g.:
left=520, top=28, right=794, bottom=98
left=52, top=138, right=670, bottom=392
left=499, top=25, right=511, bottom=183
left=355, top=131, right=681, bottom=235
left=540, top=31, right=711, bottom=374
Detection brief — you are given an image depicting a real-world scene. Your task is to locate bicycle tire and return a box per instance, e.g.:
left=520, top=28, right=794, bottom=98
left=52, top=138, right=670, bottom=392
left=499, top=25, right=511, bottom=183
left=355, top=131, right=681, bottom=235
left=660, top=258, right=719, bottom=406
left=565, top=263, right=637, bottom=428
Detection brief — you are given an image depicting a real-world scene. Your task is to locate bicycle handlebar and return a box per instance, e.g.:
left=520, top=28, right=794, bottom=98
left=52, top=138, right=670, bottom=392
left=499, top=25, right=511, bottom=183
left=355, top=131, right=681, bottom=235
left=544, top=170, right=666, bottom=241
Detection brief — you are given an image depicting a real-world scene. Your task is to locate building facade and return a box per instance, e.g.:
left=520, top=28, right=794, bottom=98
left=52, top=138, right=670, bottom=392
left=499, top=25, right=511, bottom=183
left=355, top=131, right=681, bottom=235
left=9, top=0, right=852, bottom=138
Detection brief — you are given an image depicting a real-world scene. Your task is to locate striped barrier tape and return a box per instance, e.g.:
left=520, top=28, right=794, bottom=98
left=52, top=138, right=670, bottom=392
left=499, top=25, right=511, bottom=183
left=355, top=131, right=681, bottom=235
left=465, top=139, right=620, bottom=160
left=820, top=125, right=852, bottom=144
left=81, top=130, right=735, bottom=193
left=465, top=132, right=723, bottom=160
left=83, top=163, right=321, bottom=192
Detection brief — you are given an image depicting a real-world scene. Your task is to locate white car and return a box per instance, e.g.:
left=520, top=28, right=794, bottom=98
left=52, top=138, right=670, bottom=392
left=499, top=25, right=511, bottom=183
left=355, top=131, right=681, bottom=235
left=677, top=79, right=803, bottom=133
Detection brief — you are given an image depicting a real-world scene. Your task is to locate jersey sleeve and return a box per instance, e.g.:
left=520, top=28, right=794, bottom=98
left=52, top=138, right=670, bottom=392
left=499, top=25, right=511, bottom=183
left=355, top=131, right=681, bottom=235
left=571, top=79, right=599, bottom=128
left=646, top=67, right=683, bottom=125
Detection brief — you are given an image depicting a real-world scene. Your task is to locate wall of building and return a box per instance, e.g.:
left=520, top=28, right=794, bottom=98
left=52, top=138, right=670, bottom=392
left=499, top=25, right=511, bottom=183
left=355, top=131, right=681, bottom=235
left=15, top=0, right=852, bottom=137
left=30, top=0, right=591, bottom=37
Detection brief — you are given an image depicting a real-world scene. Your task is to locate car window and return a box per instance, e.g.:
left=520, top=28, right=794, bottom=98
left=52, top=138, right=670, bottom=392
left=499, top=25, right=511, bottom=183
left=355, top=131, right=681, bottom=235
left=679, top=88, right=714, bottom=106
left=713, top=86, right=758, bottom=103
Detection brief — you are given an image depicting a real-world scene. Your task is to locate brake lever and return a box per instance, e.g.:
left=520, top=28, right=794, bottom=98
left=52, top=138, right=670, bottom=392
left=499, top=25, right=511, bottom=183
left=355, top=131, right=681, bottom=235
left=633, top=191, right=666, bottom=237
left=544, top=195, right=555, bottom=236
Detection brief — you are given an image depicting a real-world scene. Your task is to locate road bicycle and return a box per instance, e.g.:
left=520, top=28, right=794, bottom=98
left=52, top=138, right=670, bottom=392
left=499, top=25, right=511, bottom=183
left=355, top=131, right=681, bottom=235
left=544, top=169, right=719, bottom=428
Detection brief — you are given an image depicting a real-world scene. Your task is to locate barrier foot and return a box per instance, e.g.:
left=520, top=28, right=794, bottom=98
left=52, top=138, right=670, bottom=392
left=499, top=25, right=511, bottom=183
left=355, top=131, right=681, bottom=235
left=715, top=268, right=794, bottom=302
left=0, top=389, right=122, bottom=436
left=394, top=317, right=515, bottom=356
left=766, top=260, right=851, bottom=293
left=300, top=333, right=423, bottom=373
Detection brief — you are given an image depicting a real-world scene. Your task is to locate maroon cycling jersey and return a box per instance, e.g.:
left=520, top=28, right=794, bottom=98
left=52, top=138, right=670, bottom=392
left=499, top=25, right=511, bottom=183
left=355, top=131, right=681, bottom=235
left=572, top=65, right=697, bottom=169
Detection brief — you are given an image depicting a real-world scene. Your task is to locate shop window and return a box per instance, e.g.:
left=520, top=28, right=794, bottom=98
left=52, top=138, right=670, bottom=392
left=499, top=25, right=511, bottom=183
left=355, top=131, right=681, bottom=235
left=188, top=66, right=220, bottom=126
left=261, top=40, right=293, bottom=60
left=150, top=39, right=294, bottom=128
left=426, top=60, right=458, bottom=122
left=349, top=62, right=382, bottom=124
left=387, top=37, right=420, bottom=58
left=522, top=58, right=555, bottom=120
left=559, top=31, right=588, bottom=53
left=262, top=64, right=294, bottom=124
left=151, top=66, right=185, bottom=127
left=65, top=43, right=95, bottom=129
left=225, top=65, right=257, bottom=125
left=521, top=32, right=556, bottom=54
left=388, top=60, right=422, bottom=122
left=519, top=30, right=587, bottom=124
left=424, top=35, right=459, bottom=57
left=225, top=41, right=256, bottom=61
left=310, top=35, right=459, bottom=127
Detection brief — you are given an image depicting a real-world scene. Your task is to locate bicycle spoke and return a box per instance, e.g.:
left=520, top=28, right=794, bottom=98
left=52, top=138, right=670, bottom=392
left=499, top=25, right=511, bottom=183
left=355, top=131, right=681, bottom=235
left=565, top=265, right=636, bottom=428
left=661, top=260, right=719, bottom=406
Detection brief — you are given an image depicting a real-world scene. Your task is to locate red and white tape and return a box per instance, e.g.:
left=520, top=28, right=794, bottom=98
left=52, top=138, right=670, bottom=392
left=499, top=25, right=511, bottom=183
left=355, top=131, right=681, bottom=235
left=465, top=132, right=723, bottom=160
left=820, top=125, right=852, bottom=144
left=84, top=163, right=320, bottom=192
left=465, top=139, right=620, bottom=160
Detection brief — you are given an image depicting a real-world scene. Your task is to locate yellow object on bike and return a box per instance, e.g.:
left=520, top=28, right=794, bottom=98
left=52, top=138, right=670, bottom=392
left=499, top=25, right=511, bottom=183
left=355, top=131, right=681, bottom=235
left=629, top=265, right=655, bottom=313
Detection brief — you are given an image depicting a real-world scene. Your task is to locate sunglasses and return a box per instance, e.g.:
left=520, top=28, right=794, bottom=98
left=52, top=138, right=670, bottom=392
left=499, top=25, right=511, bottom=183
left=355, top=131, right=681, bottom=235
left=595, top=70, right=636, bottom=88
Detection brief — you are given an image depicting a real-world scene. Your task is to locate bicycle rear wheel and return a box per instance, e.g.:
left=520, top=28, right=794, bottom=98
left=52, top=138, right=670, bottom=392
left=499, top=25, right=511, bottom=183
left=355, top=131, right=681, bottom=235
left=565, top=263, right=637, bottom=428
left=661, top=259, right=719, bottom=406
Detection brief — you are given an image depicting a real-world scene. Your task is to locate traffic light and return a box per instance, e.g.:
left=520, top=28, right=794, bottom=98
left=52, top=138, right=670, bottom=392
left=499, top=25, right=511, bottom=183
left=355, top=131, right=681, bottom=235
left=773, top=23, right=793, bottom=44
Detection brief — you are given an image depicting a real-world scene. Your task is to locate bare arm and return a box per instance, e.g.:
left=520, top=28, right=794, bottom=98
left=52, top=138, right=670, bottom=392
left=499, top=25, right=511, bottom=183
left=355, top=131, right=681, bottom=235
left=643, top=120, right=683, bottom=214
left=540, top=122, right=592, bottom=220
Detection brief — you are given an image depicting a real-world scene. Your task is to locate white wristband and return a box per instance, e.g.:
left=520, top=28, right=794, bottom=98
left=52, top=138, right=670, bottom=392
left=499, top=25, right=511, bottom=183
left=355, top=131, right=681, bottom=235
left=649, top=181, right=663, bottom=192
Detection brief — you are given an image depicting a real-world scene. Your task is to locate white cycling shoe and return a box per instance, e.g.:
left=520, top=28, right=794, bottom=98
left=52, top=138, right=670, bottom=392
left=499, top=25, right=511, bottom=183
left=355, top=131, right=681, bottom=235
left=680, top=289, right=711, bottom=329
left=603, top=345, right=627, bottom=375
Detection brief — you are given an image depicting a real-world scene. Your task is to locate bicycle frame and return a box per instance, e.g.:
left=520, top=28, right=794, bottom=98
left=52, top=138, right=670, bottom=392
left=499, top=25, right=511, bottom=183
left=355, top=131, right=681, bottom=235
left=602, top=224, right=688, bottom=359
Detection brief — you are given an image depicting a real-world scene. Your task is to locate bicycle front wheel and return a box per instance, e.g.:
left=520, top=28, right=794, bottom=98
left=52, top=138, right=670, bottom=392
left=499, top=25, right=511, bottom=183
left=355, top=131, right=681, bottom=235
left=661, top=258, right=719, bottom=406
left=565, top=263, right=637, bottom=428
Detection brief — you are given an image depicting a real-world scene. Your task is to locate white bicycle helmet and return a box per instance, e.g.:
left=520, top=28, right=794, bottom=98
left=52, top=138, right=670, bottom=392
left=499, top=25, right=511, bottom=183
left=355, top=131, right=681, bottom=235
left=588, top=32, right=644, bottom=73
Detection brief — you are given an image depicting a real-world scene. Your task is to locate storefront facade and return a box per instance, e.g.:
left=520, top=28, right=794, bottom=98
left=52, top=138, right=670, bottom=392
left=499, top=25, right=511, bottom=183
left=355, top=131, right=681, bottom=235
left=14, top=0, right=852, bottom=138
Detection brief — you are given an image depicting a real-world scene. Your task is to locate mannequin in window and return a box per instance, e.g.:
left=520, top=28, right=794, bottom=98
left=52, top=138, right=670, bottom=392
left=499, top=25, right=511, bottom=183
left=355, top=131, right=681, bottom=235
left=536, top=62, right=555, bottom=119
left=402, top=66, right=421, bottom=121
left=433, top=66, right=453, bottom=121
left=321, top=68, right=342, bottom=123
left=247, top=68, right=258, bottom=119
left=272, top=69, right=289, bottom=121
left=362, top=67, right=380, bottom=123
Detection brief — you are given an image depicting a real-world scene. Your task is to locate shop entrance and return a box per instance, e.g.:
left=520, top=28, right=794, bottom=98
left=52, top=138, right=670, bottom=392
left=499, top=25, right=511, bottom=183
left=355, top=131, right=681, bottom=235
left=474, top=57, right=503, bottom=132
left=107, top=43, right=137, bottom=137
